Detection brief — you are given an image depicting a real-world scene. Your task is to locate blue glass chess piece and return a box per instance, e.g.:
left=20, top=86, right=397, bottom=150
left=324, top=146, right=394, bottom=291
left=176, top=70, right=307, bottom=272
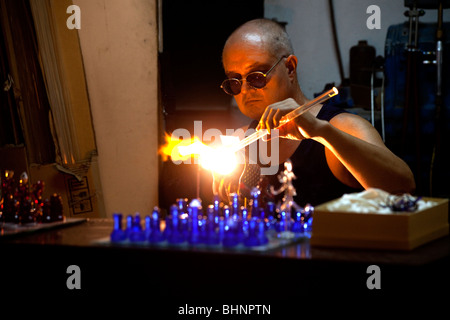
left=110, top=213, right=126, bottom=242
left=241, top=207, right=249, bottom=235
left=177, top=198, right=189, bottom=239
left=188, top=199, right=202, bottom=245
left=218, top=218, right=225, bottom=244
left=125, top=214, right=134, bottom=239
left=145, top=215, right=152, bottom=239
left=223, top=213, right=242, bottom=247
left=148, top=207, right=164, bottom=243
left=244, top=218, right=260, bottom=247
left=304, top=204, right=314, bottom=232
left=258, top=219, right=268, bottom=245
left=231, top=193, right=239, bottom=216
left=129, top=213, right=145, bottom=242
left=291, top=211, right=305, bottom=233
left=250, top=188, right=260, bottom=218
left=205, top=206, right=220, bottom=245
left=168, top=205, right=185, bottom=244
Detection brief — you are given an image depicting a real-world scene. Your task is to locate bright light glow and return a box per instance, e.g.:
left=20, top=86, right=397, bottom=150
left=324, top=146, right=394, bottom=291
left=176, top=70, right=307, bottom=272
left=178, top=139, right=208, bottom=157
left=198, top=146, right=238, bottom=175
left=189, top=198, right=202, bottom=208
left=332, top=87, right=339, bottom=96
left=159, top=134, right=238, bottom=175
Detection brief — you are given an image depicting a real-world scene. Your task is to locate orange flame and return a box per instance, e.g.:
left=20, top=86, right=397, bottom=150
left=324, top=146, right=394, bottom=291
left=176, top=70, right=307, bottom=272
left=159, top=133, right=238, bottom=175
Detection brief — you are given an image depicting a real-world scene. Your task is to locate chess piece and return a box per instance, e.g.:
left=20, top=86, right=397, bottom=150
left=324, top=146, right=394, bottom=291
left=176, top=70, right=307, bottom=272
left=21, top=197, right=35, bottom=224
left=32, top=180, right=45, bottom=222
left=205, top=206, right=219, bottom=245
left=50, top=193, right=64, bottom=221
left=14, top=172, right=29, bottom=204
left=250, top=188, right=261, bottom=218
left=145, top=215, right=152, bottom=240
left=42, top=199, right=52, bottom=223
left=1, top=170, right=16, bottom=223
left=244, top=218, right=260, bottom=247
left=291, top=211, right=304, bottom=233
left=223, top=212, right=240, bottom=247
left=168, top=205, right=184, bottom=244
left=270, top=160, right=299, bottom=239
left=129, top=213, right=145, bottom=242
left=110, top=213, right=126, bottom=242
left=125, top=214, right=134, bottom=239
left=187, top=199, right=202, bottom=245
left=163, top=211, right=172, bottom=240
left=258, top=219, right=268, bottom=245
left=148, top=206, right=164, bottom=243
left=176, top=198, right=189, bottom=215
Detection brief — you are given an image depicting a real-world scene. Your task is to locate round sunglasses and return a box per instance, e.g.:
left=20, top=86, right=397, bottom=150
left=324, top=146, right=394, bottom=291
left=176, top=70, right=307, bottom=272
left=220, top=56, right=288, bottom=96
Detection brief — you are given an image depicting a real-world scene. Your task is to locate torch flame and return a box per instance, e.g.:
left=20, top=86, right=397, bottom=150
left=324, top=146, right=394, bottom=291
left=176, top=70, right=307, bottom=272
left=159, top=133, right=238, bottom=175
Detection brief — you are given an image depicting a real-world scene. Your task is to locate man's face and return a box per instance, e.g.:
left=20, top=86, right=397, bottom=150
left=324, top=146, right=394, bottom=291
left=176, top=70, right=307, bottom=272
left=222, top=39, right=293, bottom=121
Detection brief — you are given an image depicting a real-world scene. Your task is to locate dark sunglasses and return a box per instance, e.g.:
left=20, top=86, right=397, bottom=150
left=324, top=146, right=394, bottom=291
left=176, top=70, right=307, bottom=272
left=220, top=56, right=287, bottom=96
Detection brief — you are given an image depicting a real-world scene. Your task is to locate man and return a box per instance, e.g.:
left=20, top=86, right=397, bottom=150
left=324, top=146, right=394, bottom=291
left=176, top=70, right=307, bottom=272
left=215, top=18, right=415, bottom=206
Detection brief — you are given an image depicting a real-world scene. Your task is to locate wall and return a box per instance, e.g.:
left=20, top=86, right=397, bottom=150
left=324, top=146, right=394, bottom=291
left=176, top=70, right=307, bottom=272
left=265, top=0, right=450, bottom=98
left=74, top=0, right=159, bottom=216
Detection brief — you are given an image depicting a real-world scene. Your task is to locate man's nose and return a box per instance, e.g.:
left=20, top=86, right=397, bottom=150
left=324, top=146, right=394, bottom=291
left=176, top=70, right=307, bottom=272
left=240, top=80, right=252, bottom=95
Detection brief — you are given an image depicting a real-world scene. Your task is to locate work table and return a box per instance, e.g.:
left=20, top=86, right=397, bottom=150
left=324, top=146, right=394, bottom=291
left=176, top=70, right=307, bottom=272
left=1, top=218, right=449, bottom=299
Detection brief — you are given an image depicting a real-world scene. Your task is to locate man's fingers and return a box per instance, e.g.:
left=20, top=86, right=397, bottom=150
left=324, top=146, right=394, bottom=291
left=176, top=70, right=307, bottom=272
left=264, top=108, right=278, bottom=134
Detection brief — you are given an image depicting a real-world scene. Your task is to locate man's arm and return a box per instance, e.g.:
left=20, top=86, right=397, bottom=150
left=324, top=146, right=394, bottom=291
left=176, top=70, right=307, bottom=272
left=319, top=112, right=415, bottom=194
left=259, top=98, right=416, bottom=194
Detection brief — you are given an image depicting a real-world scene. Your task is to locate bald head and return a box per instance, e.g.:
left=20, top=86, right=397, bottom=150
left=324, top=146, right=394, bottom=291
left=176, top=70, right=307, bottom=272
left=223, top=19, right=294, bottom=60
left=221, top=19, right=305, bottom=119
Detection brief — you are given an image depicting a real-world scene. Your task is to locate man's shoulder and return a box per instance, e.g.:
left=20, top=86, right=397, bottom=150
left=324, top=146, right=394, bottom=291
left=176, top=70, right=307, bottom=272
left=317, top=103, right=349, bottom=121
left=329, top=110, right=376, bottom=137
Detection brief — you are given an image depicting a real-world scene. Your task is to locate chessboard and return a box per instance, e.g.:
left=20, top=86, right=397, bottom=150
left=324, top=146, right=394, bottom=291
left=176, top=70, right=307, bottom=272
left=93, top=230, right=310, bottom=253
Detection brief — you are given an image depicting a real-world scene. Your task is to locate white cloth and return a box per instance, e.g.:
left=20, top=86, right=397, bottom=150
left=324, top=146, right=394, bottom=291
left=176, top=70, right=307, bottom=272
left=324, top=188, right=435, bottom=214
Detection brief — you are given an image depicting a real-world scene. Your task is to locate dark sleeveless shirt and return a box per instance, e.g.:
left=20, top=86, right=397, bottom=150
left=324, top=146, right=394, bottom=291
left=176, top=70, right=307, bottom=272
left=248, top=102, right=362, bottom=207
left=290, top=103, right=362, bottom=206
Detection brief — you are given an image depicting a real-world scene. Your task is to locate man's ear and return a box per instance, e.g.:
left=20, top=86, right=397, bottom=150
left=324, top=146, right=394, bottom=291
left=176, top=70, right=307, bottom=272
left=285, top=55, right=298, bottom=79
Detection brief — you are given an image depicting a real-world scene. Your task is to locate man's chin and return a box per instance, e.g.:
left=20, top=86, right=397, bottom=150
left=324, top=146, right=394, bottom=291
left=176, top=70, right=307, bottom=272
left=241, top=103, right=265, bottom=119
